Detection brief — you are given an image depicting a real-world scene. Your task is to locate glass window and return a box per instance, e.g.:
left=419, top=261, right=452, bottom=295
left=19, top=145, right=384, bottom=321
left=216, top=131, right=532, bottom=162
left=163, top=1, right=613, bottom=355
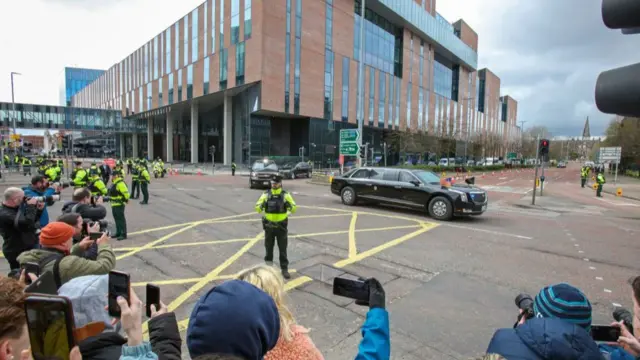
left=187, top=64, right=193, bottom=99
left=165, top=28, right=172, bottom=74
left=184, top=14, right=189, bottom=65
left=153, top=37, right=159, bottom=80
left=158, top=77, right=163, bottom=107
left=434, top=59, right=453, bottom=99
left=285, top=0, right=291, bottom=112
left=204, top=1, right=208, bottom=56
left=211, top=0, right=216, bottom=54
left=177, top=69, right=183, bottom=102
left=144, top=43, right=149, bottom=84
left=174, top=23, right=180, bottom=70
left=139, top=87, right=143, bottom=112
left=323, top=50, right=334, bottom=120
left=399, top=171, right=417, bottom=183
left=369, top=169, right=385, bottom=180
left=245, top=0, right=252, bottom=40
left=413, top=170, right=441, bottom=184
left=351, top=169, right=369, bottom=179
left=341, top=56, right=349, bottom=121
left=220, top=0, right=225, bottom=50
left=325, top=0, right=332, bottom=49
left=294, top=0, right=302, bottom=115
left=192, top=8, right=199, bottom=63
left=231, top=0, right=240, bottom=44
left=147, top=84, right=152, bottom=110
left=368, top=67, right=374, bottom=126
left=378, top=72, right=385, bottom=128
left=219, top=48, right=228, bottom=90
left=236, top=42, right=245, bottom=85
left=382, top=169, right=398, bottom=181
left=395, top=76, right=400, bottom=127
left=204, top=56, right=210, bottom=95
left=168, top=73, right=174, bottom=104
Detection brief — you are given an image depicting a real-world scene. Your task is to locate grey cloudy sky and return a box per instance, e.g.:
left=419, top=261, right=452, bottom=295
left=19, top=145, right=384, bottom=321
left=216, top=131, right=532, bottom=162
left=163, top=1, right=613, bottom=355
left=1, top=0, right=638, bottom=136
left=437, top=0, right=640, bottom=136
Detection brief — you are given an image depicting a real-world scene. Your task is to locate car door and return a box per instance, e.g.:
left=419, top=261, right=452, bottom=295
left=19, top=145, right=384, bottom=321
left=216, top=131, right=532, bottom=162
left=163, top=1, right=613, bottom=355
left=362, top=168, right=386, bottom=201
left=376, top=169, right=401, bottom=204
left=348, top=168, right=373, bottom=197
left=398, top=171, right=428, bottom=207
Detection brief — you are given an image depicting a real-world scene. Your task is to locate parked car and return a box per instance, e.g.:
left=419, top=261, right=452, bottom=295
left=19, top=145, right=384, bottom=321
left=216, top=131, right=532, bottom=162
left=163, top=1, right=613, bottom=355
left=280, top=162, right=312, bottom=179
left=557, top=162, right=567, bottom=168
left=249, top=160, right=279, bottom=189
left=330, top=167, right=488, bottom=221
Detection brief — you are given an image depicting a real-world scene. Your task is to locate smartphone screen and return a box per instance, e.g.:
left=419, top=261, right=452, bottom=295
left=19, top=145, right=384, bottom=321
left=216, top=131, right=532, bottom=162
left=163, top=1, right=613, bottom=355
left=108, top=271, right=130, bottom=318
left=333, top=277, right=369, bottom=302
left=21, top=262, right=41, bottom=284
left=25, top=295, right=75, bottom=360
left=146, top=284, right=160, bottom=318
left=25, top=271, right=58, bottom=295
left=89, top=232, right=103, bottom=241
left=591, top=325, right=621, bottom=342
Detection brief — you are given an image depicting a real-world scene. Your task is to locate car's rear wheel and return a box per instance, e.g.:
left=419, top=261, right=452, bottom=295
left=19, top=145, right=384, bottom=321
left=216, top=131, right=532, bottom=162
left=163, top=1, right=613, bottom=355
left=341, top=186, right=357, bottom=206
left=428, top=196, right=453, bottom=221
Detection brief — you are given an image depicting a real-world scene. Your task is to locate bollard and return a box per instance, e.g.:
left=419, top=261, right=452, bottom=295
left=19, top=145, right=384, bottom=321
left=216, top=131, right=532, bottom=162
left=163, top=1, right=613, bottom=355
left=616, top=188, right=623, bottom=197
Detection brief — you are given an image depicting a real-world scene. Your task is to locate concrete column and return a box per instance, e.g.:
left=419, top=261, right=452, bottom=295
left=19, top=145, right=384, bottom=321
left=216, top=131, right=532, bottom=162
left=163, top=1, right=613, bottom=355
left=166, top=112, right=174, bottom=162
left=132, top=134, right=139, bottom=159
left=190, top=102, right=199, bottom=164
left=147, top=118, right=154, bottom=160
left=233, top=106, right=243, bottom=165
left=223, top=95, right=233, bottom=165
left=119, top=134, right=125, bottom=158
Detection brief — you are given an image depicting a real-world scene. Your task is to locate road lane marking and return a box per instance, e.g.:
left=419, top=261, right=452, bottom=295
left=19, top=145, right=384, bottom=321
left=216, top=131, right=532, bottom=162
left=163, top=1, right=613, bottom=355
left=589, top=266, right=596, bottom=270
left=440, top=223, right=533, bottom=240
left=596, top=277, right=603, bottom=281
left=334, top=223, right=439, bottom=268
left=604, top=289, right=612, bottom=293
left=348, top=212, right=358, bottom=258
left=583, top=258, right=590, bottom=262
left=613, top=303, right=622, bottom=307
left=117, top=223, right=201, bottom=260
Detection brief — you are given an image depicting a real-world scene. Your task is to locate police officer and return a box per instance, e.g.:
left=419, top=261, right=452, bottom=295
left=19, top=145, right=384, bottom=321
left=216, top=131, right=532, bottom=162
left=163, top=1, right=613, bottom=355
left=231, top=162, right=237, bottom=176
left=139, top=164, right=151, bottom=205
left=596, top=170, right=606, bottom=198
left=57, top=158, right=64, bottom=175
left=126, top=158, right=133, bottom=174
left=110, top=170, right=130, bottom=240
left=130, top=161, right=140, bottom=199
left=22, top=156, right=32, bottom=176
left=254, top=175, right=297, bottom=279
left=88, top=168, right=108, bottom=197
left=71, top=161, right=88, bottom=189
left=580, top=166, right=589, bottom=188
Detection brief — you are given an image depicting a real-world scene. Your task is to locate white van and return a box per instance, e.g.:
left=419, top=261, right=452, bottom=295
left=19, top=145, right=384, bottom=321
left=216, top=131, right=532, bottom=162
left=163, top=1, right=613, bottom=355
left=484, top=158, right=495, bottom=166
left=438, top=158, right=449, bottom=166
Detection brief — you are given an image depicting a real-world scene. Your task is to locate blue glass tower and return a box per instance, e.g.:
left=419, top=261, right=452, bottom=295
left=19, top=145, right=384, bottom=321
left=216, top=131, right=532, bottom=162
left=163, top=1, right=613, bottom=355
left=60, top=67, right=104, bottom=106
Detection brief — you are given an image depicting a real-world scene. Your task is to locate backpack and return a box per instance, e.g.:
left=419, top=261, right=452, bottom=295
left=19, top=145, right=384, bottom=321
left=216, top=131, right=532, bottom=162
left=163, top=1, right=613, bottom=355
left=37, top=252, right=65, bottom=290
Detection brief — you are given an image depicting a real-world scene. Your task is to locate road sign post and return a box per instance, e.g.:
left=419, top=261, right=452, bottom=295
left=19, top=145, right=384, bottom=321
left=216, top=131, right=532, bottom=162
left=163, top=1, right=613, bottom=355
left=598, top=146, right=622, bottom=184
left=339, top=142, right=359, bottom=156
left=339, top=129, right=361, bottom=161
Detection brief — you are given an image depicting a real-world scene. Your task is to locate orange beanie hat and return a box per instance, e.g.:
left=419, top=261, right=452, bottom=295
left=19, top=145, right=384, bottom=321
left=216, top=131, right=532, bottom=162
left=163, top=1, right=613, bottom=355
left=40, top=222, right=75, bottom=247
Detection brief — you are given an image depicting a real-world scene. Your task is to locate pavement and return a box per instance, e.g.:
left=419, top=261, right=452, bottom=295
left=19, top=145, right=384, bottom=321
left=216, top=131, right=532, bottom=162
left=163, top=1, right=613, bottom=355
left=1, top=162, right=639, bottom=359
left=601, top=174, right=640, bottom=200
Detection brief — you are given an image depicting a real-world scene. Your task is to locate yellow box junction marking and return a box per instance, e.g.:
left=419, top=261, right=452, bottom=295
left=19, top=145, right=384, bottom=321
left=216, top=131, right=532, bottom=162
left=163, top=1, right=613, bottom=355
left=348, top=212, right=358, bottom=258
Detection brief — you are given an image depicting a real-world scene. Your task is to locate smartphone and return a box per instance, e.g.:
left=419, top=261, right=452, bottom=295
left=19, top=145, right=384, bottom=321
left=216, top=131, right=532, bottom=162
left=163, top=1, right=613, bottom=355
left=146, top=284, right=161, bottom=318
left=108, top=271, right=131, bottom=318
left=333, top=277, right=369, bottom=302
left=24, top=295, right=75, bottom=360
left=591, top=325, right=621, bottom=342
left=25, top=271, right=58, bottom=295
left=21, top=262, right=41, bottom=284
left=89, top=232, right=103, bottom=241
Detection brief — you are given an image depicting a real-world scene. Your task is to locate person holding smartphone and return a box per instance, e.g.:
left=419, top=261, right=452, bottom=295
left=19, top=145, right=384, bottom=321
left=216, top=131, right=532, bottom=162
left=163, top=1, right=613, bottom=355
left=17, top=222, right=115, bottom=288
left=0, top=276, right=31, bottom=359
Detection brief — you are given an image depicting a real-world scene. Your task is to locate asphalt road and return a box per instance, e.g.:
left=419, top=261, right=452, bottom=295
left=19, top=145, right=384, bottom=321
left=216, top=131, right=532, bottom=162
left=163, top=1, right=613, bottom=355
left=1, top=163, right=639, bottom=359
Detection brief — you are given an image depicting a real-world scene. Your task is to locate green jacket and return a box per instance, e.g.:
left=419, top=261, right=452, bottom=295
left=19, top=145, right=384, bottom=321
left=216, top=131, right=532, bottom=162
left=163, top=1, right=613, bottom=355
left=89, top=177, right=108, bottom=196
left=72, top=168, right=88, bottom=187
left=17, top=244, right=115, bottom=286
left=110, top=178, right=130, bottom=206
left=22, top=158, right=32, bottom=166
left=255, top=188, right=297, bottom=222
left=140, top=169, right=151, bottom=183
left=597, top=174, right=606, bottom=184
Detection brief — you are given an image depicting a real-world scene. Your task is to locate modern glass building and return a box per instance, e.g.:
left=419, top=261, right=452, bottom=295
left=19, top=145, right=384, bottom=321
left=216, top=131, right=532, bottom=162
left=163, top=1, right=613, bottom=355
left=60, top=67, right=105, bottom=106
left=72, top=0, right=519, bottom=165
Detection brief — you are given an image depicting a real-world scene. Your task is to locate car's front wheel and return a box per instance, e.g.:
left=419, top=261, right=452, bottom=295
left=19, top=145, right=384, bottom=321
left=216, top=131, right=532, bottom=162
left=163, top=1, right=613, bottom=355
left=427, top=196, right=453, bottom=221
left=341, top=186, right=357, bottom=206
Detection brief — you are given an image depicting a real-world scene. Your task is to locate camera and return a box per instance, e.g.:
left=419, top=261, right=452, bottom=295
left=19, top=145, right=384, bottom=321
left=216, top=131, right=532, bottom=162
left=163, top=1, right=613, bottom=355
left=82, top=218, right=110, bottom=237
left=513, top=293, right=535, bottom=328
left=91, top=196, right=111, bottom=205
left=24, top=195, right=61, bottom=204
left=52, top=181, right=71, bottom=189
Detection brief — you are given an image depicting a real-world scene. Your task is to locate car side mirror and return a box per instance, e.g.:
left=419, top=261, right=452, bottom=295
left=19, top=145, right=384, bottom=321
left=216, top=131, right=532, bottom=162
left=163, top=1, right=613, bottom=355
left=410, top=180, right=421, bottom=187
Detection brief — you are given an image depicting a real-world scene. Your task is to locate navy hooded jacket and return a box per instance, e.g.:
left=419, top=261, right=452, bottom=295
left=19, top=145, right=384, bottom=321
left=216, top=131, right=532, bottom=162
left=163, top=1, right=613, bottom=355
left=23, top=186, right=56, bottom=227
left=486, top=318, right=602, bottom=360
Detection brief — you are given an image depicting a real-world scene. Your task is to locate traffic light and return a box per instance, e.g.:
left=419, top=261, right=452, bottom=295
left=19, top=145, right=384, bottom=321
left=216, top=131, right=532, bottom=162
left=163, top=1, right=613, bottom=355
left=539, top=139, right=550, bottom=157
left=62, top=134, right=72, bottom=149
left=358, top=144, right=366, bottom=159
left=595, top=0, right=640, bottom=117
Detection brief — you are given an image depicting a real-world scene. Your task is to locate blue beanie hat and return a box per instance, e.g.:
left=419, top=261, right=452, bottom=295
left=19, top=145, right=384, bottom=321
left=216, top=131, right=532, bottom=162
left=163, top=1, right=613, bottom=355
left=187, top=280, right=281, bottom=360
left=533, top=283, right=592, bottom=331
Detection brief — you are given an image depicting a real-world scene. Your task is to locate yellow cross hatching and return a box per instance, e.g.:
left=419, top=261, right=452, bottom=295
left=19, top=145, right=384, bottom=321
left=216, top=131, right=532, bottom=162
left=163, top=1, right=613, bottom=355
left=0, top=205, right=440, bottom=335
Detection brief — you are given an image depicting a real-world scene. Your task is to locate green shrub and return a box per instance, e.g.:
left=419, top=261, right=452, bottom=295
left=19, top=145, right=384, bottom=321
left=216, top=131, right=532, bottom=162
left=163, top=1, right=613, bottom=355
left=393, top=164, right=535, bottom=173
left=625, top=170, right=640, bottom=178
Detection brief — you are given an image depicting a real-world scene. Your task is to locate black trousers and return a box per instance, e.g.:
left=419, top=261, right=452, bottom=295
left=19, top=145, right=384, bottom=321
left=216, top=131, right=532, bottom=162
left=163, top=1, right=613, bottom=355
left=597, top=184, right=603, bottom=197
left=4, top=251, right=21, bottom=270
left=581, top=178, right=586, bottom=188
left=131, top=180, right=140, bottom=198
left=264, top=219, right=289, bottom=270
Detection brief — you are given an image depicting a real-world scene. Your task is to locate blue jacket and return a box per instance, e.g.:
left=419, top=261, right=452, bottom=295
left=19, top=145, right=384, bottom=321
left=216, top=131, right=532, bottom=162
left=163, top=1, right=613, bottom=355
left=356, top=308, right=390, bottom=360
left=23, top=186, right=56, bottom=227
left=486, top=318, right=602, bottom=360
left=599, top=344, right=637, bottom=360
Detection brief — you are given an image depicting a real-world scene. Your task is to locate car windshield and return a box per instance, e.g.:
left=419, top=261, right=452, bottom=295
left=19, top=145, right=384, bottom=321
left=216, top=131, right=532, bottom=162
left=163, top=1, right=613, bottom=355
left=412, top=170, right=441, bottom=185
left=281, top=163, right=294, bottom=169
left=252, top=162, right=278, bottom=171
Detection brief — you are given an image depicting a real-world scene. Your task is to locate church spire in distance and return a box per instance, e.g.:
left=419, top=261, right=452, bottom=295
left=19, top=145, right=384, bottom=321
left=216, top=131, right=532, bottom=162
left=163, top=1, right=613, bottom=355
left=582, top=116, right=591, bottom=138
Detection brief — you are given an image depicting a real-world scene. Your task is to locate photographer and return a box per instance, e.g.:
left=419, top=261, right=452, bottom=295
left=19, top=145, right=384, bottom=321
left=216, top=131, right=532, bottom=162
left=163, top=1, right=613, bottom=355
left=22, top=175, right=61, bottom=228
left=57, top=212, right=101, bottom=260
left=0, top=187, right=42, bottom=271
left=61, top=188, right=108, bottom=222
left=486, top=283, right=601, bottom=359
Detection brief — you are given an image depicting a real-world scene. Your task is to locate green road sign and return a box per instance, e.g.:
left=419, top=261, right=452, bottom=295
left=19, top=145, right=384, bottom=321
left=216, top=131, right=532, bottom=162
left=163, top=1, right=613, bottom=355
left=340, top=142, right=360, bottom=156
left=507, top=152, right=517, bottom=160
left=340, top=129, right=360, bottom=143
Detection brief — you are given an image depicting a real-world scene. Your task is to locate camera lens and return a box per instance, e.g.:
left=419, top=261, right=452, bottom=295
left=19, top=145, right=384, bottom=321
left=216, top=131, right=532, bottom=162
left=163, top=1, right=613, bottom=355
left=515, top=293, right=533, bottom=310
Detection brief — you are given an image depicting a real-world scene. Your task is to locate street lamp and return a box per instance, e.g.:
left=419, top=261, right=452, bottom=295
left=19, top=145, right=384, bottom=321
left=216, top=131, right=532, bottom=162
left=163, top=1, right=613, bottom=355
left=10, top=72, right=22, bottom=136
left=460, top=97, right=475, bottom=161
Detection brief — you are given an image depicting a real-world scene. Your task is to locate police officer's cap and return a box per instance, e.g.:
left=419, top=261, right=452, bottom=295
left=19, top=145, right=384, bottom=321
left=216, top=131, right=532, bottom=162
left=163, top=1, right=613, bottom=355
left=74, top=161, right=82, bottom=166
left=271, top=175, right=283, bottom=183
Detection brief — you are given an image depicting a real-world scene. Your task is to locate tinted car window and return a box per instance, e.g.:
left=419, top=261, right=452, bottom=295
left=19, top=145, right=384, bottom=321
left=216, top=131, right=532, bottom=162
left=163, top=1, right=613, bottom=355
left=369, top=169, right=386, bottom=180
left=351, top=169, right=370, bottom=179
left=296, top=162, right=308, bottom=168
left=399, top=171, right=417, bottom=183
left=382, top=169, right=399, bottom=181
left=252, top=162, right=278, bottom=171
left=413, top=170, right=441, bottom=184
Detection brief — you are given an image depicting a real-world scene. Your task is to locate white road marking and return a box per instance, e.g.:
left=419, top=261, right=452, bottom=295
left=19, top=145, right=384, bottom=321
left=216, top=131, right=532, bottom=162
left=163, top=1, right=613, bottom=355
left=578, top=250, right=584, bottom=254
left=613, top=303, right=622, bottom=307
left=604, top=289, right=612, bottom=293
left=205, top=187, right=216, bottom=191
left=292, top=192, right=299, bottom=195
left=594, top=197, right=640, bottom=207
left=566, top=233, right=572, bottom=237
left=441, top=223, right=532, bottom=239
left=583, top=258, right=590, bottom=262
left=589, top=266, right=596, bottom=270
left=574, top=244, right=580, bottom=247
left=596, top=277, right=603, bottom=281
